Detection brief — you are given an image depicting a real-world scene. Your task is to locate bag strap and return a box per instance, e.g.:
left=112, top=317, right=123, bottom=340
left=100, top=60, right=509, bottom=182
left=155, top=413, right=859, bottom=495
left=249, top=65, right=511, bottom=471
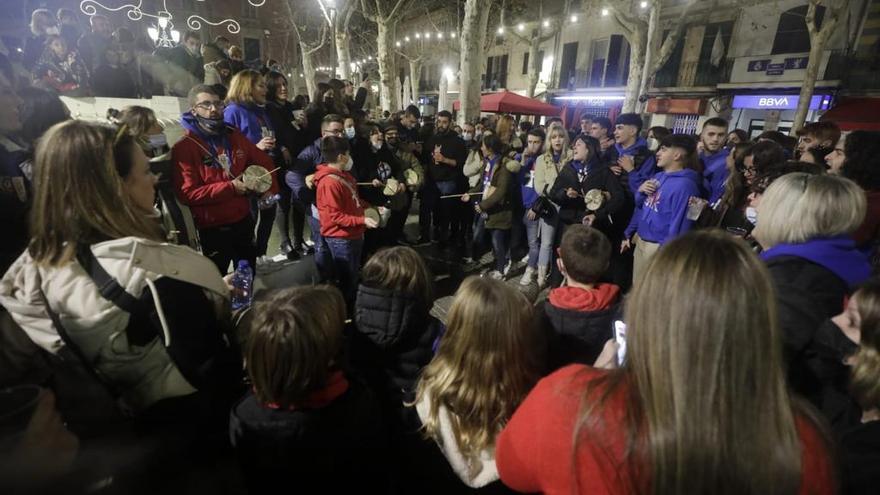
left=37, top=286, right=122, bottom=399
left=326, top=173, right=362, bottom=208
left=75, top=244, right=143, bottom=314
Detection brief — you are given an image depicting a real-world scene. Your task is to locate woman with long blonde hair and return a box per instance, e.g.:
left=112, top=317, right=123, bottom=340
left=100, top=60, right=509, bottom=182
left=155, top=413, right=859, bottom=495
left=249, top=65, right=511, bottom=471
left=531, top=124, right=572, bottom=287
left=409, top=276, right=545, bottom=490
left=224, top=69, right=281, bottom=260
left=496, top=230, right=835, bottom=494
left=0, top=120, right=236, bottom=436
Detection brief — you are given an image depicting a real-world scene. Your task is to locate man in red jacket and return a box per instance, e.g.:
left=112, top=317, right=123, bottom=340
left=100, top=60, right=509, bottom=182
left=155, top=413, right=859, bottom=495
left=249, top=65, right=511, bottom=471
left=314, top=136, right=379, bottom=303
left=172, top=84, right=277, bottom=273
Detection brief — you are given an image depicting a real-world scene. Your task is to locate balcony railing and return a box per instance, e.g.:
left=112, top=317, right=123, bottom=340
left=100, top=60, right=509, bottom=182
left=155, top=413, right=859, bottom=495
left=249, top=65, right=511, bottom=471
left=652, top=59, right=734, bottom=89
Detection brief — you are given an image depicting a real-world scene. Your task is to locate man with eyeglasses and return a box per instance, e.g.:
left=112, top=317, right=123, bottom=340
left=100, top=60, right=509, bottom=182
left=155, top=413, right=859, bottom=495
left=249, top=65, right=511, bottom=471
left=285, top=114, right=345, bottom=267
left=172, top=84, right=277, bottom=273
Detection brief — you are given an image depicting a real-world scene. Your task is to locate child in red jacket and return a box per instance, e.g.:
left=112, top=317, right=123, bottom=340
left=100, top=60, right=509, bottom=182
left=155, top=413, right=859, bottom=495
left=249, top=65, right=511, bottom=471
left=314, top=135, right=379, bottom=302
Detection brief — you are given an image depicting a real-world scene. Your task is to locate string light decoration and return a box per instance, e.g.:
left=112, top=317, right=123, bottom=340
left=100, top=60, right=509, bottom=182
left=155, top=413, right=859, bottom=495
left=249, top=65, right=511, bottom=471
left=187, top=15, right=241, bottom=34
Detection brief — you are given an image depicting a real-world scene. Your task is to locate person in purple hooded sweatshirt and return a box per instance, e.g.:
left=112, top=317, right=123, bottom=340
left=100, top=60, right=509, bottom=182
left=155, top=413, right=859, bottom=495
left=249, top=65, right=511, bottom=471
left=622, top=134, right=705, bottom=286
left=699, top=117, right=730, bottom=206
left=608, top=113, right=657, bottom=196
left=753, top=173, right=870, bottom=404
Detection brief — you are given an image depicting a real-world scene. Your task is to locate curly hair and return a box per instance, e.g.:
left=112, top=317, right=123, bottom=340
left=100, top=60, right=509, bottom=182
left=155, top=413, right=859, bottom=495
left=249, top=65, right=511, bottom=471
left=850, top=279, right=880, bottom=411
left=842, top=130, right=880, bottom=191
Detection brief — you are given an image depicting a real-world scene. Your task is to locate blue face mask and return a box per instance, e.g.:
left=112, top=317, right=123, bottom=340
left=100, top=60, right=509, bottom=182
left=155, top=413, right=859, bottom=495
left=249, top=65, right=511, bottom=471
left=195, top=115, right=225, bottom=134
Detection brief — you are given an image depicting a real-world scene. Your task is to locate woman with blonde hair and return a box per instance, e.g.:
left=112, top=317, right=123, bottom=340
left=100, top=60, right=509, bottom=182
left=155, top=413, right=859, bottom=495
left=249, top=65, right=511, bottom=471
left=754, top=173, right=871, bottom=400
left=0, top=120, right=238, bottom=439
left=407, top=276, right=545, bottom=491
left=224, top=69, right=282, bottom=260
left=497, top=230, right=835, bottom=494
left=531, top=124, right=572, bottom=287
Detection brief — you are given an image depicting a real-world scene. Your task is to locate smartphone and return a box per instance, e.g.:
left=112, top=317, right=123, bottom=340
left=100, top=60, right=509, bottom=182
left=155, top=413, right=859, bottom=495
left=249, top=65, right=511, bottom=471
left=614, top=320, right=627, bottom=366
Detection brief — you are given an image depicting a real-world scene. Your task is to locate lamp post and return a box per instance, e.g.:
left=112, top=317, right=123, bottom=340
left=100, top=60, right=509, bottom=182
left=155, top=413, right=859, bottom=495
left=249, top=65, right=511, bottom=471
left=147, top=15, right=180, bottom=48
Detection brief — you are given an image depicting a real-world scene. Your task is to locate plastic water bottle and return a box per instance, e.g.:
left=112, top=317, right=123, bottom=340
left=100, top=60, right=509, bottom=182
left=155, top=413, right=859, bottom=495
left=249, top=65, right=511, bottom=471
left=257, top=193, right=281, bottom=210
left=231, top=260, right=253, bottom=310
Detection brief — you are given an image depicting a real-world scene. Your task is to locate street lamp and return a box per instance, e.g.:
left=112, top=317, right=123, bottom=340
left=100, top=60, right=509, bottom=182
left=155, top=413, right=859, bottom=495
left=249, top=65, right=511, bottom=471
left=497, top=26, right=504, bottom=35
left=147, top=15, right=179, bottom=48
left=640, top=1, right=648, bottom=7
left=517, top=23, right=525, bottom=32
left=571, top=14, right=578, bottom=22
left=542, top=20, right=550, bottom=28
left=601, top=8, right=609, bottom=16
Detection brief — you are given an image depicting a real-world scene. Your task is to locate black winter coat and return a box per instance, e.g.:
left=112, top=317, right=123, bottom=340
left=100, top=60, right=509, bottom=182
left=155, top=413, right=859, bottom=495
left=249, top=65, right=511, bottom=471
left=352, top=285, right=441, bottom=410
left=840, top=420, right=880, bottom=495
left=229, top=378, right=390, bottom=493
left=766, top=255, right=849, bottom=403
left=266, top=100, right=310, bottom=167
left=540, top=300, right=619, bottom=369
left=550, top=160, right=630, bottom=241
left=808, top=318, right=861, bottom=431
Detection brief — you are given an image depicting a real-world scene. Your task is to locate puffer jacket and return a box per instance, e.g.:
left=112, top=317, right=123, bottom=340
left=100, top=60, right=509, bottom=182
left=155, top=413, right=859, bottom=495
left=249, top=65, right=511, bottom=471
left=352, top=285, right=441, bottom=407
left=533, top=149, right=573, bottom=197
left=0, top=237, right=231, bottom=412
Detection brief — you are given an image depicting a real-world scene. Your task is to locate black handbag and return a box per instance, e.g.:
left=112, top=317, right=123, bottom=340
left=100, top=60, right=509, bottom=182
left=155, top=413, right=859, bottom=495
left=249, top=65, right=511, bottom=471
left=530, top=185, right=556, bottom=220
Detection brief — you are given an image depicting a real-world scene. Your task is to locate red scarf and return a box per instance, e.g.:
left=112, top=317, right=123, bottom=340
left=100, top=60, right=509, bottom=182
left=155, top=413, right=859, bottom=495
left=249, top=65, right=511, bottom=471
left=262, top=370, right=350, bottom=410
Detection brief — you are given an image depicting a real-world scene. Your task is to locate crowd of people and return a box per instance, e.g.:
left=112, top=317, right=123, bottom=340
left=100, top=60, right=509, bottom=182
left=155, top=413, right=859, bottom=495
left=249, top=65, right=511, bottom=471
left=3, top=13, right=880, bottom=493
left=6, top=8, right=279, bottom=99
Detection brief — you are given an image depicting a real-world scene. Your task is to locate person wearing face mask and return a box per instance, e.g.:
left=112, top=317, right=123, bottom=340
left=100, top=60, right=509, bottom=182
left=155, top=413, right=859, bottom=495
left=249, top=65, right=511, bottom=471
left=353, top=124, right=406, bottom=251
left=698, top=118, right=731, bottom=206
left=23, top=9, right=59, bottom=71
left=224, top=70, right=283, bottom=263
left=384, top=124, right=423, bottom=243
left=344, top=116, right=358, bottom=141
left=172, top=84, right=276, bottom=273
left=314, top=136, right=380, bottom=304
left=646, top=126, right=669, bottom=152
left=166, top=31, right=205, bottom=97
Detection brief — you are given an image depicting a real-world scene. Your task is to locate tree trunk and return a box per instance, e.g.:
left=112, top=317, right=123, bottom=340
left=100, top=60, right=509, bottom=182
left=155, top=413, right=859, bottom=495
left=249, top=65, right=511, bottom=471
left=791, top=41, right=826, bottom=134
left=527, top=36, right=541, bottom=98
left=300, top=44, right=318, bottom=99
left=336, top=29, right=352, bottom=80
left=376, top=20, right=399, bottom=112
left=636, top=5, right=659, bottom=113
left=622, top=28, right=646, bottom=113
left=439, top=73, right=449, bottom=112
left=459, top=0, right=491, bottom=124
left=403, top=75, right=412, bottom=106
left=409, top=59, right=422, bottom=104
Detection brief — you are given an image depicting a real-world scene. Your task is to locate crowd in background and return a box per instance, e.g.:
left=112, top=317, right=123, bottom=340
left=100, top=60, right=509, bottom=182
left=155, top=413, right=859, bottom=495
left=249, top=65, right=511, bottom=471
left=3, top=6, right=880, bottom=495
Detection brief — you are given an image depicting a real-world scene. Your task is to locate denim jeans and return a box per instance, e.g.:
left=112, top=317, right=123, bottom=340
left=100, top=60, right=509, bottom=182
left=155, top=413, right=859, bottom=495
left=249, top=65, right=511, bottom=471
left=524, top=210, right=540, bottom=269
left=537, top=216, right=556, bottom=270
left=307, top=208, right=329, bottom=280
left=324, top=237, right=364, bottom=303
left=473, top=215, right=510, bottom=273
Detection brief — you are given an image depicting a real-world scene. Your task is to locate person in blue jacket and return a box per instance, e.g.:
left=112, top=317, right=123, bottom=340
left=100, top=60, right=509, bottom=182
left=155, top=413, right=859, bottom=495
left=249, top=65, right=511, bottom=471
left=516, top=127, right=545, bottom=286
left=699, top=117, right=731, bottom=206
left=610, top=113, right=657, bottom=196
left=622, top=134, right=705, bottom=285
left=223, top=69, right=281, bottom=261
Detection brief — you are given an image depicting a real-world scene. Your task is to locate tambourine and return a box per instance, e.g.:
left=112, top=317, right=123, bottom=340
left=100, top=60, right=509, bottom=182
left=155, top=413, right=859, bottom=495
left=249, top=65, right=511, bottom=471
left=242, top=165, right=273, bottom=193
left=584, top=189, right=606, bottom=211
left=404, top=168, right=421, bottom=187
left=383, top=177, right=401, bottom=196
left=365, top=207, right=390, bottom=227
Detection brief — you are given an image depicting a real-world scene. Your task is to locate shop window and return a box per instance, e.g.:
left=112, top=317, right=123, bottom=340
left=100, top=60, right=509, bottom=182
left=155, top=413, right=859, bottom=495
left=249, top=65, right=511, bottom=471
left=771, top=5, right=825, bottom=54
left=672, top=114, right=700, bottom=135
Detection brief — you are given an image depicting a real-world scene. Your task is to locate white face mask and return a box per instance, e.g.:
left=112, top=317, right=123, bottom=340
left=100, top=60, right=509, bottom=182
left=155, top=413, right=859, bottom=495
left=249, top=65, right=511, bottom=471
left=344, top=127, right=356, bottom=139
left=342, top=155, right=354, bottom=171
left=371, top=141, right=382, bottom=151
left=647, top=137, right=659, bottom=151
left=462, top=132, right=473, bottom=142
left=147, top=133, right=168, bottom=149
left=45, top=26, right=60, bottom=35
left=746, top=206, right=758, bottom=225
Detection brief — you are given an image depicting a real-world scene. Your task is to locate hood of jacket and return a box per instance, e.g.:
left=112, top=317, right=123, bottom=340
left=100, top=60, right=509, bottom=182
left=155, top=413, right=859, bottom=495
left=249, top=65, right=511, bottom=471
left=355, top=285, right=431, bottom=350
left=615, top=137, right=649, bottom=156
left=761, top=235, right=871, bottom=288
left=549, top=284, right=620, bottom=312
left=313, top=163, right=353, bottom=186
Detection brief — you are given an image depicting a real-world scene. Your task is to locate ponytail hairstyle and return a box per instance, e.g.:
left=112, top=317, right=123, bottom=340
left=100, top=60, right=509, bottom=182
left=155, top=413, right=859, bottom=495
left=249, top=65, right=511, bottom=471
left=850, top=280, right=880, bottom=412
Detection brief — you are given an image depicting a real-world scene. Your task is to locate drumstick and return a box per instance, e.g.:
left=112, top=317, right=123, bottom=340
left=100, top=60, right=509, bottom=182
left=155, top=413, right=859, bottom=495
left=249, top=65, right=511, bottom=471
left=440, top=192, right=484, bottom=199
left=356, top=182, right=378, bottom=186
left=255, top=167, right=281, bottom=179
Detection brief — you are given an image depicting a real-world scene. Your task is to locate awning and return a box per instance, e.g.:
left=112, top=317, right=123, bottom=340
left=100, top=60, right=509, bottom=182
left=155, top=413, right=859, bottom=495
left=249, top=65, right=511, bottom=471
left=452, top=90, right=561, bottom=116
left=820, top=97, right=880, bottom=131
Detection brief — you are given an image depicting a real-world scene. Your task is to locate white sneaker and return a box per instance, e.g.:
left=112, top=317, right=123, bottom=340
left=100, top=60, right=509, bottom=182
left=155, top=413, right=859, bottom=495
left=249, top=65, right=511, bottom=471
left=503, top=259, right=512, bottom=276
left=484, top=270, right=504, bottom=280
left=520, top=254, right=530, bottom=264
left=520, top=266, right=536, bottom=286
left=537, top=266, right=549, bottom=289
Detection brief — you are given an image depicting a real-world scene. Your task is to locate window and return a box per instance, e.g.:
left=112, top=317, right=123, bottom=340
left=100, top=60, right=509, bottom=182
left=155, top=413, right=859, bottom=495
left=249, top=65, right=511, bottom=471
left=560, top=42, right=579, bottom=89
left=590, top=39, right=609, bottom=87
left=588, top=36, right=629, bottom=88
left=244, top=3, right=259, bottom=19
left=522, top=50, right=545, bottom=75
left=243, top=37, right=261, bottom=61
left=654, top=31, right=686, bottom=87
left=771, top=5, right=825, bottom=54
left=486, top=54, right=509, bottom=89
left=695, top=21, right=734, bottom=85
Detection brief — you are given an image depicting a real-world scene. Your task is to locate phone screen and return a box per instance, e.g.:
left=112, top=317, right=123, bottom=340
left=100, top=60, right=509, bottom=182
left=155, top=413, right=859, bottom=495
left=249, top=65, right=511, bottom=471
left=614, top=320, right=627, bottom=366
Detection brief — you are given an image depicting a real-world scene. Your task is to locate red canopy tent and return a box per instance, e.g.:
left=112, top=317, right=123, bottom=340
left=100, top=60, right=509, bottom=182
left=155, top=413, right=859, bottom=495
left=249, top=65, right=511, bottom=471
left=819, top=97, right=880, bottom=131
left=452, top=90, right=562, bottom=116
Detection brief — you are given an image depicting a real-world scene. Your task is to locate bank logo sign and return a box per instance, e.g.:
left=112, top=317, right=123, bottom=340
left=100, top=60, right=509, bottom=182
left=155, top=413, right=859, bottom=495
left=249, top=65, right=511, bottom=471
left=732, top=94, right=832, bottom=110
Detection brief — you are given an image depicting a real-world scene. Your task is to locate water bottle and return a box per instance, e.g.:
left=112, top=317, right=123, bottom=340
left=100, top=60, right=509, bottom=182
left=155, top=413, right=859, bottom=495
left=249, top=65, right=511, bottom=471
left=231, top=260, right=253, bottom=310
left=257, top=193, right=281, bottom=210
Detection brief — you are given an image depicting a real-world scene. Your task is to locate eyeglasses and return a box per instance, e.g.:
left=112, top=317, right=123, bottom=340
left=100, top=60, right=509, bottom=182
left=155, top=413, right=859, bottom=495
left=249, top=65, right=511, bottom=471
left=194, top=101, right=225, bottom=111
